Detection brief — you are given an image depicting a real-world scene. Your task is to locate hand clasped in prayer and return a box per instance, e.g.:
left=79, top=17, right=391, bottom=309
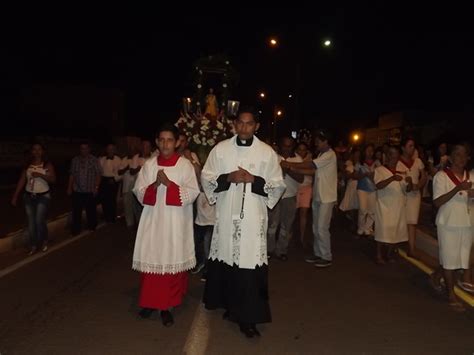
left=227, top=167, right=255, bottom=184
left=155, top=169, right=171, bottom=187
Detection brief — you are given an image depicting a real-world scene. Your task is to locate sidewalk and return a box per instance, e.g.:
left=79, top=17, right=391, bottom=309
left=406, top=202, right=474, bottom=307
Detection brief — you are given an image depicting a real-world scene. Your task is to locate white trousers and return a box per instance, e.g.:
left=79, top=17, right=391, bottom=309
left=357, top=190, right=376, bottom=234
left=312, top=200, right=335, bottom=261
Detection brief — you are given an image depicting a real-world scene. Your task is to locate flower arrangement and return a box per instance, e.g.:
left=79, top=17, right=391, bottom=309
left=176, top=112, right=235, bottom=147
left=175, top=112, right=235, bottom=163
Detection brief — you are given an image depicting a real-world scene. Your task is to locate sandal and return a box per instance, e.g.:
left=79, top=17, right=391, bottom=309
left=457, top=280, right=474, bottom=294
left=429, top=273, right=444, bottom=294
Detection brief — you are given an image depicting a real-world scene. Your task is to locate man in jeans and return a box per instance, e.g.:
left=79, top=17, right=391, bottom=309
left=267, top=137, right=303, bottom=261
left=68, top=142, right=102, bottom=236
left=283, top=130, right=337, bottom=268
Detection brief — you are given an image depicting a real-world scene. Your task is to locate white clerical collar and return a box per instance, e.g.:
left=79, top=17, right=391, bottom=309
left=236, top=136, right=253, bottom=147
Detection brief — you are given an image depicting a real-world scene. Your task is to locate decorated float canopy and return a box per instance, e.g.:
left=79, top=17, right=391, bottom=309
left=176, top=55, right=240, bottom=162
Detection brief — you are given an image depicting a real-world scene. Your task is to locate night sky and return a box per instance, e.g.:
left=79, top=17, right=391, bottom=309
left=2, top=6, right=473, bottom=140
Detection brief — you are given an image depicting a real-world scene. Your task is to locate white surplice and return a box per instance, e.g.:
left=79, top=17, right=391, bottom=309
left=132, top=155, right=200, bottom=274
left=201, top=135, right=286, bottom=269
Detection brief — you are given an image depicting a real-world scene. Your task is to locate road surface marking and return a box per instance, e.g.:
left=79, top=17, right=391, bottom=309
left=399, top=249, right=474, bottom=307
left=0, top=222, right=106, bottom=279
left=183, top=304, right=210, bottom=355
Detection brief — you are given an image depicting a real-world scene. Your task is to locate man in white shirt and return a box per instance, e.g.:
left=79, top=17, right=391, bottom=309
left=131, top=140, right=153, bottom=171
left=120, top=139, right=153, bottom=228
left=119, top=148, right=140, bottom=229
left=99, top=143, right=122, bottom=223
left=268, top=137, right=303, bottom=260
left=283, top=130, right=337, bottom=268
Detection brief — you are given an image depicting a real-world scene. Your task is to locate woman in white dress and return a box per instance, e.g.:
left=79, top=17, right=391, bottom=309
left=374, top=146, right=408, bottom=264
left=431, top=144, right=473, bottom=310
left=397, top=138, right=427, bottom=258
left=339, top=149, right=361, bottom=226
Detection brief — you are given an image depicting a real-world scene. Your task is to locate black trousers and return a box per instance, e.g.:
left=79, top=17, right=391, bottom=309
left=72, top=192, right=97, bottom=235
left=99, top=177, right=118, bottom=223
left=203, top=259, right=271, bottom=324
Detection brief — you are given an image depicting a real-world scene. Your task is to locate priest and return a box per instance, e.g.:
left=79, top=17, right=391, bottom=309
left=201, top=107, right=286, bottom=338
left=132, top=122, right=200, bottom=327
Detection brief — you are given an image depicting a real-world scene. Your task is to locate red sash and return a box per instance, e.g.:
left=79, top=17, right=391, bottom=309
left=443, top=167, right=469, bottom=186
left=399, top=157, right=415, bottom=170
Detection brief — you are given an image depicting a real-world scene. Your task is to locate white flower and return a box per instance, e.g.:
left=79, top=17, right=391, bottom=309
left=208, top=138, right=216, bottom=146
left=201, top=140, right=207, bottom=146
left=187, top=121, right=195, bottom=128
left=216, top=122, right=223, bottom=129
left=201, top=125, right=209, bottom=131
left=193, top=136, right=201, bottom=145
left=213, top=130, right=219, bottom=136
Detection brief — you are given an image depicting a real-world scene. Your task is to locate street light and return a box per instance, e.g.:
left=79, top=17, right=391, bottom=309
left=352, top=133, right=360, bottom=143
left=273, top=108, right=283, bottom=142
left=269, top=38, right=278, bottom=47
left=288, top=94, right=293, bottom=99
left=323, top=39, right=332, bottom=47
left=259, top=92, right=266, bottom=98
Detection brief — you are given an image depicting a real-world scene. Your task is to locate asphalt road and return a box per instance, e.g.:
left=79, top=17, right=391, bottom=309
left=1, top=221, right=473, bottom=354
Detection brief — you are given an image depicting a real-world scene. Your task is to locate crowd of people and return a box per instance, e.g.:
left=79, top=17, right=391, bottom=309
left=9, top=107, right=474, bottom=337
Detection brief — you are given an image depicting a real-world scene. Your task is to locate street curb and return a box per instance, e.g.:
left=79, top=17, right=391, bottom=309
left=0, top=212, right=70, bottom=254
left=399, top=249, right=474, bottom=307
left=0, top=221, right=107, bottom=279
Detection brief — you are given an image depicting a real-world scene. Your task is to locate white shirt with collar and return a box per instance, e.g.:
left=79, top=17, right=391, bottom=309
left=132, top=153, right=153, bottom=169
left=99, top=155, right=122, bottom=181
left=312, top=148, right=338, bottom=203
left=121, top=156, right=139, bottom=194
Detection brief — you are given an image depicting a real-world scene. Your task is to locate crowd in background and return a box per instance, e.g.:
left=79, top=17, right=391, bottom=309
left=10, top=130, right=474, bottom=311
